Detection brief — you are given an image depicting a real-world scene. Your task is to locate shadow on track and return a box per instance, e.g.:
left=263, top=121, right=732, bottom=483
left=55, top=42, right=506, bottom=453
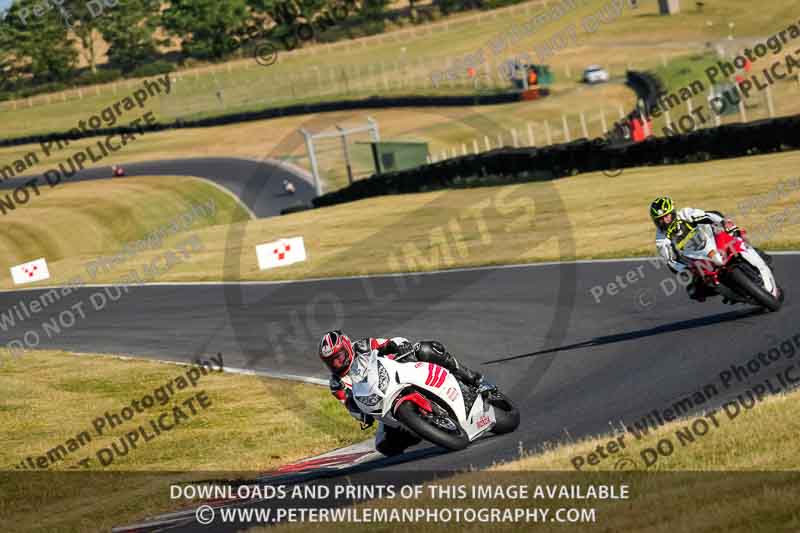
left=482, top=307, right=766, bottom=365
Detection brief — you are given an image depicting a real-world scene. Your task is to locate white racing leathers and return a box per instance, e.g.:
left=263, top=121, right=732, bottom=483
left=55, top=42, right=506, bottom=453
left=655, top=207, right=726, bottom=274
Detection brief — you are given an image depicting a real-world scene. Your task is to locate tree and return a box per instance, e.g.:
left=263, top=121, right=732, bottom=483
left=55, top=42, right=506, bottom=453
left=0, top=13, right=14, bottom=92
left=247, top=0, right=329, bottom=49
left=62, top=0, right=104, bottom=74
left=95, top=0, right=162, bottom=73
left=360, top=0, right=391, bottom=22
left=1, top=0, right=78, bottom=84
left=162, top=0, right=250, bottom=61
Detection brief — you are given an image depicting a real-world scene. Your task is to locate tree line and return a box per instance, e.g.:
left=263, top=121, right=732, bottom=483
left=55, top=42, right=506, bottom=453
left=0, top=0, right=521, bottom=98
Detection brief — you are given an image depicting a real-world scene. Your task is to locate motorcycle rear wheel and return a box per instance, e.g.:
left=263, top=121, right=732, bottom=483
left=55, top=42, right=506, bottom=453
left=727, top=267, right=782, bottom=312
left=395, top=400, right=469, bottom=451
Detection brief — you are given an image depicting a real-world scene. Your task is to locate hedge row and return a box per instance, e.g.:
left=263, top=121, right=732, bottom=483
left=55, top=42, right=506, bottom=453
left=312, top=114, right=800, bottom=207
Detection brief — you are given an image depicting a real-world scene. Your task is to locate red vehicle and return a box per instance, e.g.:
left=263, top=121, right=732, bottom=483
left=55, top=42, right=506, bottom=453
left=667, top=220, right=783, bottom=311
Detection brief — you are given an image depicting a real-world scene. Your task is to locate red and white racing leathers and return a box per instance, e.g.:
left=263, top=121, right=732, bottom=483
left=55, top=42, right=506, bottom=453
left=328, top=337, right=411, bottom=423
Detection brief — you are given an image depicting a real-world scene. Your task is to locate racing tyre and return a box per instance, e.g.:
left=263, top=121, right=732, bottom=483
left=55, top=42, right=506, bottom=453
left=486, top=390, right=520, bottom=435
left=395, top=398, right=469, bottom=451
left=728, top=267, right=782, bottom=312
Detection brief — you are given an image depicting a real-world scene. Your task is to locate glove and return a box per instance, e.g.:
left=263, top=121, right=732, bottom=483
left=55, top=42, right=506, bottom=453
left=379, top=340, right=413, bottom=359
left=377, top=341, right=398, bottom=357
left=723, top=218, right=740, bottom=236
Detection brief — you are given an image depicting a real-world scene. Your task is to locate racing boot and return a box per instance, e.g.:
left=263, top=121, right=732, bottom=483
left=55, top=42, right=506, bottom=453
left=687, top=280, right=706, bottom=302
left=375, top=424, right=422, bottom=456
left=452, top=365, right=497, bottom=394
left=475, top=377, right=498, bottom=395
left=687, top=276, right=717, bottom=302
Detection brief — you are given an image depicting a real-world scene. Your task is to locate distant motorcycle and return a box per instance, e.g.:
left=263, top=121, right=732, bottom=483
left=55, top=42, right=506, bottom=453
left=352, top=349, right=519, bottom=451
left=668, top=220, right=784, bottom=311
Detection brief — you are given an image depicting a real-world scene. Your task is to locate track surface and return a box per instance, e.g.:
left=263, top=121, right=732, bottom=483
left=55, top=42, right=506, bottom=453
left=0, top=157, right=315, bottom=217
left=2, top=256, right=797, bottom=480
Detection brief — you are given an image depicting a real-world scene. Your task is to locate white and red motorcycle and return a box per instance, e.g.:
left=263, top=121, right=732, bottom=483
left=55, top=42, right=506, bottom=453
left=669, top=220, right=784, bottom=312
left=352, top=349, right=519, bottom=451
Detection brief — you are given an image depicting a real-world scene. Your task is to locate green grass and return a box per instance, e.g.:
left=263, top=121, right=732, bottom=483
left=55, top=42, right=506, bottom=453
left=655, top=52, right=719, bottom=93
left=2, top=149, right=800, bottom=291
left=2, top=0, right=795, bottom=139
left=264, top=388, right=800, bottom=533
left=0, top=175, right=251, bottom=287
left=0, top=349, right=372, bottom=533
left=2, top=2, right=797, bottom=193
left=0, top=79, right=638, bottom=193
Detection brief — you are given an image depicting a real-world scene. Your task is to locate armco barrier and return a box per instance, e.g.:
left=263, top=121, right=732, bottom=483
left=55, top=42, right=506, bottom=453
left=312, top=114, right=800, bottom=208
left=0, top=91, right=549, bottom=148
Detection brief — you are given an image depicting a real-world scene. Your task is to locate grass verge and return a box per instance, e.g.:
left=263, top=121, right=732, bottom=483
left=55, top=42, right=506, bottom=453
left=0, top=349, right=371, bottom=532
left=3, top=149, right=798, bottom=290
left=0, top=79, right=637, bottom=193
left=0, top=176, right=250, bottom=289
left=265, top=387, right=800, bottom=533
left=0, top=0, right=712, bottom=138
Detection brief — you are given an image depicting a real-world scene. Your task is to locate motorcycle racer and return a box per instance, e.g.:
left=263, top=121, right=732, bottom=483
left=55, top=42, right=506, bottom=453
left=318, top=330, right=495, bottom=455
left=650, top=196, right=772, bottom=302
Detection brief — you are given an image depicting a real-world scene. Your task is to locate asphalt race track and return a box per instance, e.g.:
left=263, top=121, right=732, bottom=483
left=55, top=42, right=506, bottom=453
left=2, top=154, right=797, bottom=528
left=0, top=157, right=315, bottom=217
left=2, top=256, right=797, bottom=480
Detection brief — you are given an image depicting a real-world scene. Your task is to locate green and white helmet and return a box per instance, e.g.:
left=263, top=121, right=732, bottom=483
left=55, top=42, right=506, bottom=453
left=650, top=196, right=676, bottom=231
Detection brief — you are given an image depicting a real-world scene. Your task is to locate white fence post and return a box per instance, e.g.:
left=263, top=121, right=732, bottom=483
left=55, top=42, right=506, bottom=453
left=766, top=85, right=775, bottom=118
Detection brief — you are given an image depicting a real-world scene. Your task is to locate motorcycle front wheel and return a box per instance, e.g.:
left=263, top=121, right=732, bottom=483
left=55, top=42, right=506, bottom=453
left=727, top=267, right=782, bottom=312
left=486, top=390, right=520, bottom=435
left=395, top=399, right=469, bottom=451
